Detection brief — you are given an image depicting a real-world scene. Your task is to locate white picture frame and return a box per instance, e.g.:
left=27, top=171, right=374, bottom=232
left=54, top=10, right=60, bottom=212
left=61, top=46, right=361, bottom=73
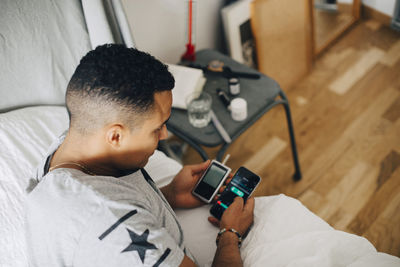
left=221, top=0, right=258, bottom=69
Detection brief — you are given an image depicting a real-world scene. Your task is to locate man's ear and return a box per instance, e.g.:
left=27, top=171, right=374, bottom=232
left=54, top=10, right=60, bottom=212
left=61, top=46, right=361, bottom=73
left=106, top=124, right=124, bottom=148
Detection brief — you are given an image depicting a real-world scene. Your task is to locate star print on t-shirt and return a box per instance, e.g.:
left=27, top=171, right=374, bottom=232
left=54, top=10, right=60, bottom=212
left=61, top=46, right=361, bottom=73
left=122, top=228, right=157, bottom=263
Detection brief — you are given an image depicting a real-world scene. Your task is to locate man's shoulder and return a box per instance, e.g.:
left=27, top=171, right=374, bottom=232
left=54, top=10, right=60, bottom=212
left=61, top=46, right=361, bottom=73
left=27, top=169, right=103, bottom=218
left=26, top=169, right=158, bottom=234
left=28, top=168, right=156, bottom=213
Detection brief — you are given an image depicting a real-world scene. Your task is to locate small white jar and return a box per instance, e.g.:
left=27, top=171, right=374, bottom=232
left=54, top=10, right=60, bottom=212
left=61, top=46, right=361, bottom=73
left=231, top=98, right=247, bottom=121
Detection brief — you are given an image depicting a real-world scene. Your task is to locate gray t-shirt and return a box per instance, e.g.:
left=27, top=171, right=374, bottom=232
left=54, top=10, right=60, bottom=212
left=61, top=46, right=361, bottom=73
left=26, top=136, right=194, bottom=266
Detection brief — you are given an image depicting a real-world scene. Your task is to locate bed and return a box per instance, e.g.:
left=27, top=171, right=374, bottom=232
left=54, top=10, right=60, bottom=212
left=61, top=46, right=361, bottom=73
left=1, top=1, right=399, bottom=266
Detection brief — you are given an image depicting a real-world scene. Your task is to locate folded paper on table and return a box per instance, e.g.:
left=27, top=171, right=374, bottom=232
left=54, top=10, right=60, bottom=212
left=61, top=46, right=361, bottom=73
left=167, top=64, right=206, bottom=109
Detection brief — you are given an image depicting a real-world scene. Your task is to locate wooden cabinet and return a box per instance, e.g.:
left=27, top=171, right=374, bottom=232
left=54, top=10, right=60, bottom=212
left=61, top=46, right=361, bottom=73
left=250, top=0, right=313, bottom=90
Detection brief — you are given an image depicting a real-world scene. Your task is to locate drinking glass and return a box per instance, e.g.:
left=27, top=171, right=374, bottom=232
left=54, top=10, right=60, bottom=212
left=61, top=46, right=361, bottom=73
left=186, top=92, right=212, bottom=128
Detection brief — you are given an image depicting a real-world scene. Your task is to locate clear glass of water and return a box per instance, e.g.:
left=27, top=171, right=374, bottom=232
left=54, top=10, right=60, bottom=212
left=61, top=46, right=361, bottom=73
left=186, top=92, right=212, bottom=128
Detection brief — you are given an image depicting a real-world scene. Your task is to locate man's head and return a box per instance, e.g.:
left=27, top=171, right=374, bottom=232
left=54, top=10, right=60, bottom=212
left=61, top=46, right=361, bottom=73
left=66, top=44, right=174, bottom=170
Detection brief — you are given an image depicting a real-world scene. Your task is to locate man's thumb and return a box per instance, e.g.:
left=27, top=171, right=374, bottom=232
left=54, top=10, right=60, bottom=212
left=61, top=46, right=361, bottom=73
left=191, top=160, right=210, bottom=172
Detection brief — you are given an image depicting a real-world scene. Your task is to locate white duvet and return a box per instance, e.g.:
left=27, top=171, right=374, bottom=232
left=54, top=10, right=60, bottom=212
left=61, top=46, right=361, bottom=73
left=0, top=106, right=399, bottom=267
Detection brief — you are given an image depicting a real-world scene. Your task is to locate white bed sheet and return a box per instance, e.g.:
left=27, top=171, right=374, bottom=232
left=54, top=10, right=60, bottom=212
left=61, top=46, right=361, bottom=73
left=177, top=195, right=400, bottom=267
left=0, top=106, right=69, bottom=266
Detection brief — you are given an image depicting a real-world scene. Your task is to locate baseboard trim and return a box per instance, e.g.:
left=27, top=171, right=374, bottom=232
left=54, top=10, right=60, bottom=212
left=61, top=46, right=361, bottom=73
left=362, top=4, right=392, bottom=26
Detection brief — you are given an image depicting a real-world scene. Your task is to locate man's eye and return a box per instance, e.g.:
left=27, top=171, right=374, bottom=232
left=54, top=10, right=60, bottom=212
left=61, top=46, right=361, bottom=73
left=155, top=124, right=167, bottom=133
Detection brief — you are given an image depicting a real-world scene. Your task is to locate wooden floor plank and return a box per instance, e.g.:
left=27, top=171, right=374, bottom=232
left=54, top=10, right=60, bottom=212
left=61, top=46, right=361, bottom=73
left=363, top=178, right=400, bottom=256
left=376, top=150, right=400, bottom=188
left=337, top=63, right=399, bottom=111
left=319, top=47, right=356, bottom=69
left=297, top=87, right=399, bottom=194
left=365, top=25, right=400, bottom=51
left=319, top=161, right=369, bottom=220
left=329, top=47, right=385, bottom=95
left=298, top=189, right=327, bottom=215
left=382, top=96, right=400, bottom=123
left=365, top=19, right=381, bottom=31
left=242, top=136, right=287, bottom=176
left=380, top=40, right=400, bottom=67
left=295, top=96, right=308, bottom=106
left=347, top=161, right=400, bottom=236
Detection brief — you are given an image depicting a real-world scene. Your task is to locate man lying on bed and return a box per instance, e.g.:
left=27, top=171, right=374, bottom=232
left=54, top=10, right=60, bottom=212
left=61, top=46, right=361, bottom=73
left=26, top=44, right=254, bottom=267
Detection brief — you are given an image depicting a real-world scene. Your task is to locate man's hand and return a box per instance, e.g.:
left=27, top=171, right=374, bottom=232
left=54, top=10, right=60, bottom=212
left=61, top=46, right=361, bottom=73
left=161, top=160, right=211, bottom=209
left=208, top=197, right=255, bottom=236
left=208, top=197, right=254, bottom=267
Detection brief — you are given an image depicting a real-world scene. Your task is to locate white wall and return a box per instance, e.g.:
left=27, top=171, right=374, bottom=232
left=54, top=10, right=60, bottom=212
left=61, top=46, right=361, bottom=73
left=120, top=0, right=397, bottom=63
left=121, top=0, right=225, bottom=64
left=362, top=0, right=397, bottom=17
left=338, top=0, right=353, bottom=4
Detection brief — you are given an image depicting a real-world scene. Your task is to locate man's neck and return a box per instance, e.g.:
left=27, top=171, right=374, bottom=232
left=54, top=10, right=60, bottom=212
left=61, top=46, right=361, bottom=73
left=50, top=132, right=126, bottom=177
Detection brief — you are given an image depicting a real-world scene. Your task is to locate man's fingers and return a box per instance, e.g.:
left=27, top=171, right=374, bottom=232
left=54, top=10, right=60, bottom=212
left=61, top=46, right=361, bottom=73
left=208, top=216, right=220, bottom=227
left=229, top=197, right=244, bottom=211
left=243, top=197, right=255, bottom=215
left=224, top=177, right=232, bottom=185
left=235, top=196, right=244, bottom=204
left=219, top=185, right=226, bottom=193
left=190, top=160, right=210, bottom=173
left=218, top=176, right=232, bottom=193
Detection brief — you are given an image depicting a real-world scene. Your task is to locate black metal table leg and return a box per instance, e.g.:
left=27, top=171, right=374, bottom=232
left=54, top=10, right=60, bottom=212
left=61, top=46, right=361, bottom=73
left=279, top=91, right=302, bottom=181
left=166, top=127, right=209, bottom=161
left=216, top=142, right=230, bottom=162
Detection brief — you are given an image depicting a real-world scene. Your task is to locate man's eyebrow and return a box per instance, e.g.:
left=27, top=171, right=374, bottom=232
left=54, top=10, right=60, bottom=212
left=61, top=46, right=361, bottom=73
left=159, top=115, right=171, bottom=128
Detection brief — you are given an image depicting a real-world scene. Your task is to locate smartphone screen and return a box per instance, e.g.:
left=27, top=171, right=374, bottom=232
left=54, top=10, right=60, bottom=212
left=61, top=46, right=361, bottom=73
left=192, top=161, right=230, bottom=203
left=210, top=167, right=260, bottom=219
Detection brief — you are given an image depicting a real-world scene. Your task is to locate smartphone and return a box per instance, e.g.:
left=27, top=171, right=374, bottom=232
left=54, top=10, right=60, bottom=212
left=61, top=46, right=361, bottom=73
left=210, top=166, right=260, bottom=220
left=192, top=160, right=231, bottom=203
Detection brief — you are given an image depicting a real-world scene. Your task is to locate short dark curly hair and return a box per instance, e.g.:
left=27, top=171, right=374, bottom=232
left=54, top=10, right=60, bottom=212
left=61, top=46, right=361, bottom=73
left=66, top=44, right=174, bottom=134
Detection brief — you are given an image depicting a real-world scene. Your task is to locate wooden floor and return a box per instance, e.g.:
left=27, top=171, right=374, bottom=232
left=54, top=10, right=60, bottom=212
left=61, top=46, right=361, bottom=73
left=182, top=19, right=400, bottom=257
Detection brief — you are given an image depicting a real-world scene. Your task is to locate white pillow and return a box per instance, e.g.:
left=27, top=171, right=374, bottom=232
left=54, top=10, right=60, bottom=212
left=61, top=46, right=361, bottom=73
left=0, top=0, right=91, bottom=111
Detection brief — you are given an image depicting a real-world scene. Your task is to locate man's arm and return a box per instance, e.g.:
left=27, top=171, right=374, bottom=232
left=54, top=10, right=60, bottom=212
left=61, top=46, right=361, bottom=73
left=178, top=234, right=242, bottom=267
left=211, top=232, right=243, bottom=267
left=210, top=197, right=254, bottom=267
left=179, top=197, right=255, bottom=267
